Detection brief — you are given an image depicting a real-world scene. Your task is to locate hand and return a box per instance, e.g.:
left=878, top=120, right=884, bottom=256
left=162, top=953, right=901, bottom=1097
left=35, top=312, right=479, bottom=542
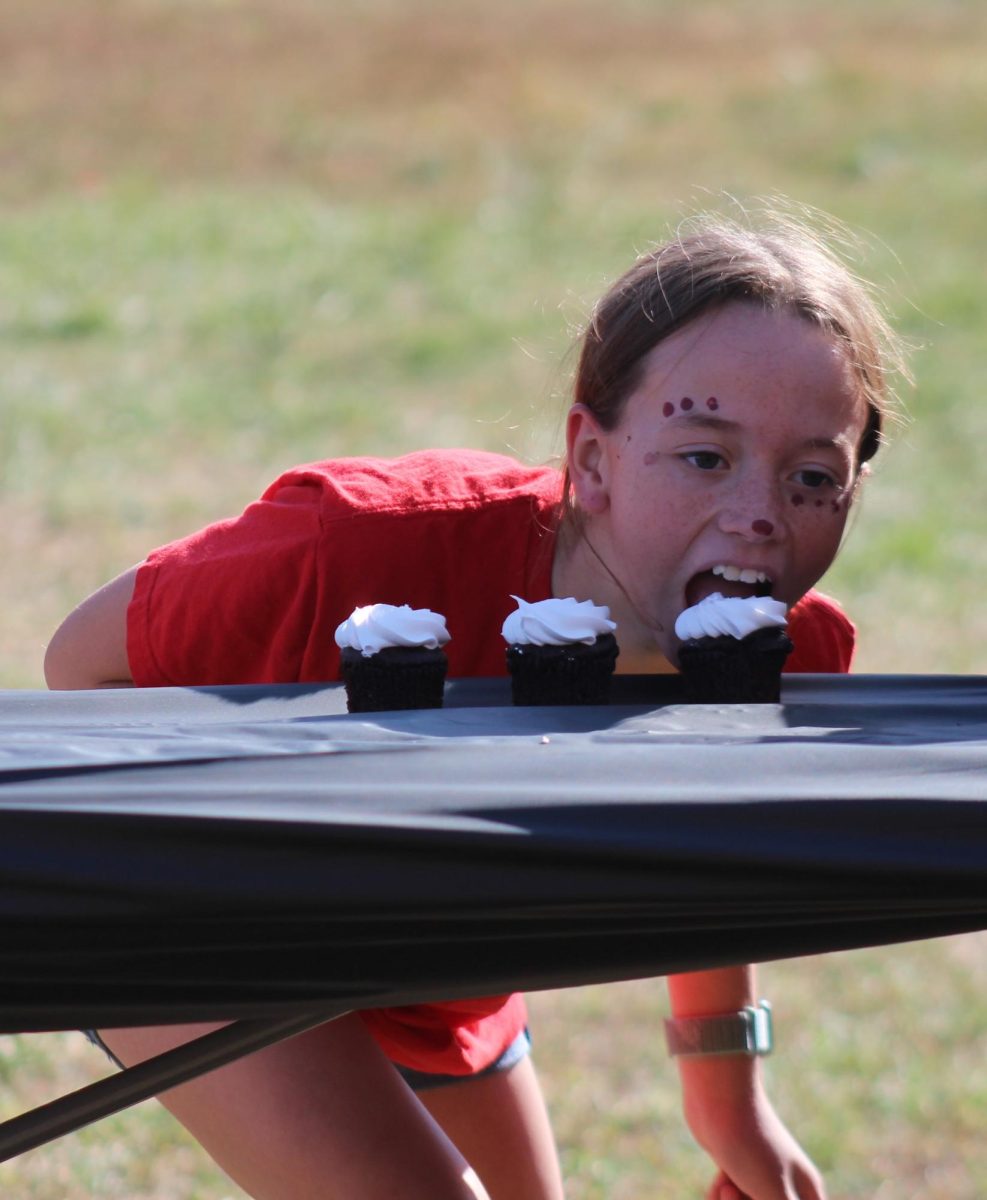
left=667, top=968, right=825, bottom=1199
left=680, top=1063, right=826, bottom=1200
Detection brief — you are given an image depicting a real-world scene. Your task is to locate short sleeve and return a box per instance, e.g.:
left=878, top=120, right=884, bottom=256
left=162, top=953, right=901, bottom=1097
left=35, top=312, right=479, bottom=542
left=785, top=589, right=856, bottom=674
left=127, top=482, right=324, bottom=686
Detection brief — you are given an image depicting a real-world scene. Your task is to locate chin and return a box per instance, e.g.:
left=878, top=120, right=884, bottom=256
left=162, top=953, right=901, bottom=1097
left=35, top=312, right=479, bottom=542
left=652, top=627, right=680, bottom=664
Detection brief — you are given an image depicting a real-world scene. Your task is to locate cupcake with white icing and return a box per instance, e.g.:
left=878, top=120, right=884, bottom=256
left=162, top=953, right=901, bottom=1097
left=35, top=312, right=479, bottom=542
left=502, top=595, right=618, bottom=706
left=334, top=604, right=450, bottom=712
left=674, top=593, right=792, bottom=703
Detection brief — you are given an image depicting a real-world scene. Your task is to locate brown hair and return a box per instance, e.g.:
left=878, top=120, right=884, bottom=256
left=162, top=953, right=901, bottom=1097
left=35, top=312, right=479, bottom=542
left=571, top=211, right=904, bottom=475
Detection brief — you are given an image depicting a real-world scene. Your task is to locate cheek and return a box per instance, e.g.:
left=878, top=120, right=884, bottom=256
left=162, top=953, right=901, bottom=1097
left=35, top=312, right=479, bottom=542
left=612, top=470, right=707, bottom=552
left=800, top=497, right=845, bottom=514
left=788, top=499, right=852, bottom=568
left=789, top=492, right=849, bottom=517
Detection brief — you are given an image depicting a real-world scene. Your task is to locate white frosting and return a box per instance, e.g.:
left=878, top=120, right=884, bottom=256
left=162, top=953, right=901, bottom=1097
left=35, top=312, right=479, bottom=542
left=674, top=592, right=788, bottom=641
left=501, top=595, right=616, bottom=647
left=334, top=604, right=450, bottom=657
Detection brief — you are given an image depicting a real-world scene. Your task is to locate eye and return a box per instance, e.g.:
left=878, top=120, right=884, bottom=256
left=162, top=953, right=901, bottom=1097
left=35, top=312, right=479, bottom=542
left=681, top=450, right=726, bottom=471
left=791, top=468, right=837, bottom=490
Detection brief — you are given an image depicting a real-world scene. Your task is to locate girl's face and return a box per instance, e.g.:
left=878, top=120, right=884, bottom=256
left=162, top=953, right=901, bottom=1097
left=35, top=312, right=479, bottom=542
left=566, top=302, right=869, bottom=663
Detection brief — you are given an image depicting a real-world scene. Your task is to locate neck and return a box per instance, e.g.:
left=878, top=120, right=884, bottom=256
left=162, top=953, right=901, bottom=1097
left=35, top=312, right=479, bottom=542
left=551, top=517, right=677, bottom=675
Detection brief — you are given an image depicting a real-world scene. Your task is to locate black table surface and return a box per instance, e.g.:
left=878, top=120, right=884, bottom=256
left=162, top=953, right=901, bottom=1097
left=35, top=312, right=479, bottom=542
left=1, top=674, right=986, bottom=1031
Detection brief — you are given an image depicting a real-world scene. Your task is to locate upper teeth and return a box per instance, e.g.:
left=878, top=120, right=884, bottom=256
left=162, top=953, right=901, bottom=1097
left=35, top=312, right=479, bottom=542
left=712, top=564, right=769, bottom=584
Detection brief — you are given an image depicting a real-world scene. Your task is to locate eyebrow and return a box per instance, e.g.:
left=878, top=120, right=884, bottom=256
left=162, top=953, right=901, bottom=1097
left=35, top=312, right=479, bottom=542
left=667, top=415, right=741, bottom=432
left=667, top=414, right=853, bottom=454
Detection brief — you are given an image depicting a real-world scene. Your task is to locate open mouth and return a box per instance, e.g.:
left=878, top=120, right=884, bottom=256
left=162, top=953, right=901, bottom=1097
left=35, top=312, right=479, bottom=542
left=685, top=564, right=774, bottom=608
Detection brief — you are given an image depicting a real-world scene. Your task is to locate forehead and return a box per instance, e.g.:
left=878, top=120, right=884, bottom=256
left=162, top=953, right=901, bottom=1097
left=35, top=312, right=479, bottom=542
left=628, top=302, right=866, bottom=436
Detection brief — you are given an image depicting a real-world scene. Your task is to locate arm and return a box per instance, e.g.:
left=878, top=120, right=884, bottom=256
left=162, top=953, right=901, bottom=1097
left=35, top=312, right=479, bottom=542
left=667, top=967, right=825, bottom=1200
left=44, top=566, right=138, bottom=689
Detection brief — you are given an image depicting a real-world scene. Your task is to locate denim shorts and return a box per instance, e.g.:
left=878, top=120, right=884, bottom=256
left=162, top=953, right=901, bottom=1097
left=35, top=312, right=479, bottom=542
left=83, top=1025, right=531, bottom=1093
left=395, top=1026, right=532, bottom=1091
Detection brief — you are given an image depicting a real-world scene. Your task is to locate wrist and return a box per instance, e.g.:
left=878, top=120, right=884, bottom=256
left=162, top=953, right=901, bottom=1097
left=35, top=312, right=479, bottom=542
left=677, top=1046, right=762, bottom=1092
left=677, top=1055, right=768, bottom=1148
left=665, top=999, right=773, bottom=1058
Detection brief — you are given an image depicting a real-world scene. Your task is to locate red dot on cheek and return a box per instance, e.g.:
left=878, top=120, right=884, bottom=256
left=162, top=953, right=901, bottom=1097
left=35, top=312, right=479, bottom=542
left=832, top=500, right=840, bottom=513
left=815, top=500, right=824, bottom=508
left=706, top=396, right=719, bottom=411
left=680, top=397, right=694, bottom=411
left=791, top=494, right=805, bottom=508
left=662, top=402, right=675, bottom=418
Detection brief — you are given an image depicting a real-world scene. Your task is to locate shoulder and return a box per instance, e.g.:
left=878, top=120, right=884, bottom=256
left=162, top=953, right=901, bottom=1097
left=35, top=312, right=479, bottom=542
left=785, top=589, right=856, bottom=673
left=269, top=449, right=562, bottom=522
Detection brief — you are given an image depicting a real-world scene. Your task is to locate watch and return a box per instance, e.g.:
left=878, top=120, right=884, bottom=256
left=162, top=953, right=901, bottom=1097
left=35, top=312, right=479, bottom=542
left=664, top=999, right=773, bottom=1057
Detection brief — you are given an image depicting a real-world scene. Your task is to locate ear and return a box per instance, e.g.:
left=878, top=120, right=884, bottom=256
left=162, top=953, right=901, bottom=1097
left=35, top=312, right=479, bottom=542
left=566, top=404, right=611, bottom=516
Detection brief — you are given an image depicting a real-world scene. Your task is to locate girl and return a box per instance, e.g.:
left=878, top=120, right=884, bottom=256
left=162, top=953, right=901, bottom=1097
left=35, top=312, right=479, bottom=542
left=45, top=210, right=900, bottom=1200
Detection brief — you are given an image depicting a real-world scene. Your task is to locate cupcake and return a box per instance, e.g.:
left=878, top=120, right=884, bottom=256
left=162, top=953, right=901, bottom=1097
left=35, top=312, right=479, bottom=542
left=334, top=604, right=450, bottom=713
left=674, top=592, right=792, bottom=703
left=502, top=595, right=619, bottom=706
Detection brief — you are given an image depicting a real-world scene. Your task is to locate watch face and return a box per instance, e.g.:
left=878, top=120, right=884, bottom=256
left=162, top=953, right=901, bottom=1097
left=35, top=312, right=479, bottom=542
left=749, top=1001, right=773, bottom=1054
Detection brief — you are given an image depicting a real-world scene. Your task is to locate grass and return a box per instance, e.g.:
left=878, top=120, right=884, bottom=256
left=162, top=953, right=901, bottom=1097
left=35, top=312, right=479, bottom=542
left=2, top=0, right=987, bottom=1195
left=532, top=935, right=987, bottom=1200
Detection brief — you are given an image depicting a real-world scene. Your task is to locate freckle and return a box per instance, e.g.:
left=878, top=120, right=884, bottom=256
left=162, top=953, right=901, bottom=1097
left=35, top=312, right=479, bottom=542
left=662, top=401, right=674, bottom=418
left=643, top=451, right=658, bottom=466
left=706, top=396, right=719, bottom=411
left=791, top=494, right=805, bottom=508
left=680, top=397, right=694, bottom=411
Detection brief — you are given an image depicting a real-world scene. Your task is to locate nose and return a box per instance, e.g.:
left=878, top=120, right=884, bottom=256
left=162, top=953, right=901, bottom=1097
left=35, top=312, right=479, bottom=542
left=717, top=478, right=787, bottom=542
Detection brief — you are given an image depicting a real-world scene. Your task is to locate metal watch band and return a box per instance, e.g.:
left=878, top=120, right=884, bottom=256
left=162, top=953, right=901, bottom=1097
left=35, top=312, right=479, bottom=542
left=664, top=999, right=773, bottom=1057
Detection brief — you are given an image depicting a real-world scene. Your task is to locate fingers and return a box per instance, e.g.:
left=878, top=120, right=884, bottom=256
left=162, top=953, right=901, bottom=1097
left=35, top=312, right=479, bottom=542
left=711, top=1170, right=822, bottom=1200
left=706, top=1169, right=726, bottom=1200
left=707, top=1171, right=748, bottom=1200
left=794, top=1161, right=827, bottom=1200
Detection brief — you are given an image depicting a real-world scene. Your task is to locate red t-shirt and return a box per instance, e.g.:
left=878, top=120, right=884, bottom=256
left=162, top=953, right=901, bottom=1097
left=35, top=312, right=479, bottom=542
left=128, top=448, right=855, bottom=1072
left=130, top=449, right=560, bottom=688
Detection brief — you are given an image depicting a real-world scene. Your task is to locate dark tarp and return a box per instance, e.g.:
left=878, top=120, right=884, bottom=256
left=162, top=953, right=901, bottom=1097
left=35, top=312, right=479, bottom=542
left=2, top=674, right=987, bottom=1033
left=3, top=673, right=987, bottom=1159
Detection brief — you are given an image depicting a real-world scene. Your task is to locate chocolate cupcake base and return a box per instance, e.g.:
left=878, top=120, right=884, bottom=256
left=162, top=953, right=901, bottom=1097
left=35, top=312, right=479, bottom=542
left=340, top=646, right=448, bottom=713
left=677, top=627, right=793, bottom=703
left=506, top=633, right=619, bottom=706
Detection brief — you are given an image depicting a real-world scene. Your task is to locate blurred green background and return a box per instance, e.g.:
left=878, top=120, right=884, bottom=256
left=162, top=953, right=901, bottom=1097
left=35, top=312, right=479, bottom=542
left=1, top=1, right=986, bottom=1196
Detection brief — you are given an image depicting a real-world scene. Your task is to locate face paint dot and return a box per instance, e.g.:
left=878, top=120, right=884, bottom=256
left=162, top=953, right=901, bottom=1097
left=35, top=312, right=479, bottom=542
left=751, top=519, right=774, bottom=536
left=831, top=500, right=840, bottom=513
left=815, top=500, right=824, bottom=508
left=680, top=396, right=694, bottom=411
left=643, top=451, right=659, bottom=466
left=662, top=401, right=675, bottom=418
left=791, top=494, right=805, bottom=508
left=706, top=396, right=719, bottom=410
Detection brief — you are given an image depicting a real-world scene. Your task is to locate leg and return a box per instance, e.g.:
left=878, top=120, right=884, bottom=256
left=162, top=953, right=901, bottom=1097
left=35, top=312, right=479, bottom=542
left=99, top=1016, right=490, bottom=1200
left=418, top=1057, right=565, bottom=1200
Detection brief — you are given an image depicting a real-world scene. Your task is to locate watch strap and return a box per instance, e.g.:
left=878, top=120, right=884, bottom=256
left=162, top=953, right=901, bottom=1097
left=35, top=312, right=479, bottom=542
left=664, top=1000, right=773, bottom=1057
